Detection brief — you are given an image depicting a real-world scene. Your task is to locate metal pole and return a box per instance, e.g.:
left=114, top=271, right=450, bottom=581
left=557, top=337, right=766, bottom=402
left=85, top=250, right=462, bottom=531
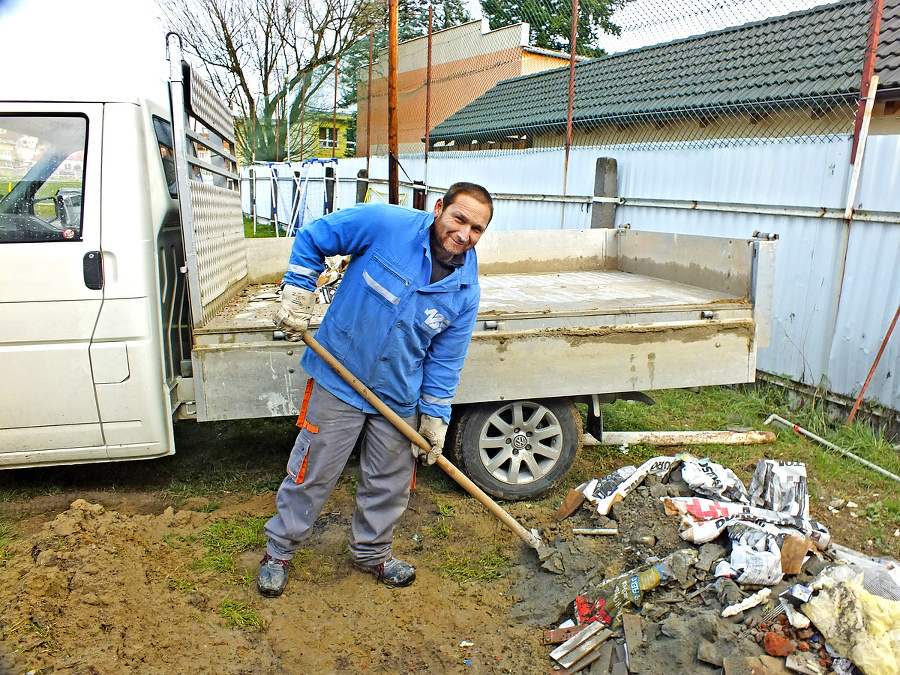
left=275, top=82, right=281, bottom=162
left=765, top=414, right=900, bottom=484
left=851, top=0, right=884, bottom=162
left=845, top=76, right=879, bottom=220
left=285, top=75, right=291, bottom=163
left=300, top=73, right=307, bottom=162
left=425, top=4, right=433, bottom=186
left=388, top=0, right=399, bottom=205
left=333, top=58, right=339, bottom=159
left=367, top=31, right=373, bottom=174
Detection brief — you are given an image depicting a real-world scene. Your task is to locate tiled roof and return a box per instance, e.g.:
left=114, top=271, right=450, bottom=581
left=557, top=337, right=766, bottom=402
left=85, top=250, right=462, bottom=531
left=431, top=0, right=900, bottom=142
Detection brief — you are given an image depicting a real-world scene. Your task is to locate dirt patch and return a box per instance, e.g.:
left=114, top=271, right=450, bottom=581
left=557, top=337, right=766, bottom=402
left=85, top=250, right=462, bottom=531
left=0, top=483, right=549, bottom=675
left=0, top=459, right=883, bottom=675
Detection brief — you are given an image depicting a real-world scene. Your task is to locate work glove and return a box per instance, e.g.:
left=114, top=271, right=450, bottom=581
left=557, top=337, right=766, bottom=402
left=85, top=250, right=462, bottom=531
left=412, top=414, right=448, bottom=466
left=274, top=284, right=315, bottom=341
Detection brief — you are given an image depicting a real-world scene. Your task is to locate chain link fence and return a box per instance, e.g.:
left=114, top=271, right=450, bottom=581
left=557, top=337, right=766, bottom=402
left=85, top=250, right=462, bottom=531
left=345, top=0, right=871, bottom=157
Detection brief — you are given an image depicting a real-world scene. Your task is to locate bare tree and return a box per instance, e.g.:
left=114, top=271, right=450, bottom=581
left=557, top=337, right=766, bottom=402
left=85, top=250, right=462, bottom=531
left=159, top=0, right=385, bottom=162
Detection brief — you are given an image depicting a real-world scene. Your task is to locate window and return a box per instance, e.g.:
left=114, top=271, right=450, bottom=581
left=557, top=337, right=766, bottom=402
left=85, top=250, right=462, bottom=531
left=319, top=126, right=336, bottom=149
left=0, top=115, right=87, bottom=243
left=152, top=116, right=177, bottom=198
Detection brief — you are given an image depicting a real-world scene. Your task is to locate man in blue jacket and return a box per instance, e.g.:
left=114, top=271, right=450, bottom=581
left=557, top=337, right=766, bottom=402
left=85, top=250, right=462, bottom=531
left=258, top=182, right=493, bottom=597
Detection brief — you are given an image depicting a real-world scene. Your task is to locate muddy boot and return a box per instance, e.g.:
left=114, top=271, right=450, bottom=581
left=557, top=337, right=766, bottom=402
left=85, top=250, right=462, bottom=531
left=257, top=554, right=290, bottom=597
left=353, top=557, right=416, bottom=587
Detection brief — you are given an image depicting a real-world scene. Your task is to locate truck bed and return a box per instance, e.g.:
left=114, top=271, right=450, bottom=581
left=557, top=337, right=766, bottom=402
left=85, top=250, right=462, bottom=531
left=195, top=269, right=748, bottom=341
left=188, top=228, right=772, bottom=420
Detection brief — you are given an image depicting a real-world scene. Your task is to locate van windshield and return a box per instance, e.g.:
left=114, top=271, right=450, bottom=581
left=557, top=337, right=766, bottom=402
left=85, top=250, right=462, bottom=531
left=0, top=115, right=87, bottom=243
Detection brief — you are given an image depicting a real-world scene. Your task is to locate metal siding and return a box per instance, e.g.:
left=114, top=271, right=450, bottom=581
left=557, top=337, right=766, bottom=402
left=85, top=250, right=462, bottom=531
left=827, top=219, right=900, bottom=409
left=237, top=137, right=899, bottom=412
left=854, top=134, right=900, bottom=213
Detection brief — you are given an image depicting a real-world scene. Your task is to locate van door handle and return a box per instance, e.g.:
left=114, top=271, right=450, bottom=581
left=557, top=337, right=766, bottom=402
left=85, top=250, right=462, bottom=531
left=83, top=251, right=103, bottom=290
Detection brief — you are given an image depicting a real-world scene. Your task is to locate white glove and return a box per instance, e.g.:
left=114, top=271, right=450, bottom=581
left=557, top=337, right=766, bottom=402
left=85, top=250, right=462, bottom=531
left=274, top=284, right=315, bottom=341
left=412, top=414, right=448, bottom=465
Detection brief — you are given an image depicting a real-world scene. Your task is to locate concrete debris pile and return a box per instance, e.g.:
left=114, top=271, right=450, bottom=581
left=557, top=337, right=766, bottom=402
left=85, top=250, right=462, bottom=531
left=538, top=455, right=900, bottom=675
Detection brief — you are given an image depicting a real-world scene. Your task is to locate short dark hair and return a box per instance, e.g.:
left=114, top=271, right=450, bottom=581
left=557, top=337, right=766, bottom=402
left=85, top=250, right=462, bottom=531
left=443, top=182, right=493, bottom=223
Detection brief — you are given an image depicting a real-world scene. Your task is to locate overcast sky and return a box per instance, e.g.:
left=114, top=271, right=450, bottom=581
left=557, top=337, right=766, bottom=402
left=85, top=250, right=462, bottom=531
left=1, top=0, right=169, bottom=94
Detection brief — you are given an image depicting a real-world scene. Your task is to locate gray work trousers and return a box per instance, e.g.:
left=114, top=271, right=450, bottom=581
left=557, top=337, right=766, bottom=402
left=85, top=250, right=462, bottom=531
left=264, top=381, right=417, bottom=566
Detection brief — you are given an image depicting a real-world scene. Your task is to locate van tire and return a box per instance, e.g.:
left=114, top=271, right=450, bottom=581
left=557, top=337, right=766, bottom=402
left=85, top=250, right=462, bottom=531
left=447, top=399, right=582, bottom=501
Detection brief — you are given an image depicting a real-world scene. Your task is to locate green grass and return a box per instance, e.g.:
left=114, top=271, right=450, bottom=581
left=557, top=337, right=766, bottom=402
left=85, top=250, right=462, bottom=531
left=434, top=497, right=457, bottom=518
left=244, top=215, right=278, bottom=238
left=0, top=416, right=298, bottom=504
left=428, top=520, right=452, bottom=540
left=168, top=577, right=196, bottom=593
left=290, top=548, right=336, bottom=582
left=0, top=524, right=14, bottom=565
left=437, top=546, right=510, bottom=581
left=564, top=382, right=900, bottom=556
left=195, top=516, right=267, bottom=580
left=219, top=600, right=261, bottom=629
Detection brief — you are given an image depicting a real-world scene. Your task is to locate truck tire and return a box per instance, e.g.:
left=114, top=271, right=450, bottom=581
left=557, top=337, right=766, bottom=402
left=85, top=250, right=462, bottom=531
left=448, top=399, right=582, bottom=501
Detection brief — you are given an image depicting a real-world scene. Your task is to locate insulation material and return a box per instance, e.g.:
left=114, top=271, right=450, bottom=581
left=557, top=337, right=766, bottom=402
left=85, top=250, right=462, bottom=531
left=802, top=575, right=900, bottom=675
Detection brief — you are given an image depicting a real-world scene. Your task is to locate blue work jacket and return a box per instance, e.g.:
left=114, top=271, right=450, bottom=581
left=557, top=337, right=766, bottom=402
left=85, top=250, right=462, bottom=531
left=284, top=202, right=481, bottom=422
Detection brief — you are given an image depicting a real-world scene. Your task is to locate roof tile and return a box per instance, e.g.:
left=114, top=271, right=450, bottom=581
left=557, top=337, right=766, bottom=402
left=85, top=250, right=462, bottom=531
left=432, top=0, right=900, bottom=141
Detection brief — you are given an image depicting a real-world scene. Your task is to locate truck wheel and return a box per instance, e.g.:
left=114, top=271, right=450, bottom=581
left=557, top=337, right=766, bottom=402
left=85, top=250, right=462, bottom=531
left=450, top=399, right=582, bottom=501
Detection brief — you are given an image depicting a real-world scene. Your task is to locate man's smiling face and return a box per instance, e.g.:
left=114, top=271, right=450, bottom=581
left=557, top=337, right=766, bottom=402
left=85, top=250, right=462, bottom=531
left=431, top=194, right=491, bottom=260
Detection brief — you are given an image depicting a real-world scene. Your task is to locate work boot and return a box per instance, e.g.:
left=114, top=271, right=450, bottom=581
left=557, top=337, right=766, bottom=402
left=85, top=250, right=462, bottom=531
left=353, top=556, right=416, bottom=587
left=257, top=554, right=290, bottom=597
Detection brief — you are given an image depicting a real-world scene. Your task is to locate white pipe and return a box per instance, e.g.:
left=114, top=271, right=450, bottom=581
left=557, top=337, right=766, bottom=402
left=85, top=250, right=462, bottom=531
left=584, top=430, right=776, bottom=446
left=764, top=413, right=900, bottom=484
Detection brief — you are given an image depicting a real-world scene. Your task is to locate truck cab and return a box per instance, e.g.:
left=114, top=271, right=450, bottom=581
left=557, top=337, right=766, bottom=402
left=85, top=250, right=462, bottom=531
left=0, top=93, right=187, bottom=467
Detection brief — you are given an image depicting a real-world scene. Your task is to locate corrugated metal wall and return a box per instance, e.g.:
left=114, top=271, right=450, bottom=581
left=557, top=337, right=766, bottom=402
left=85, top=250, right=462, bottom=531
left=240, top=139, right=900, bottom=414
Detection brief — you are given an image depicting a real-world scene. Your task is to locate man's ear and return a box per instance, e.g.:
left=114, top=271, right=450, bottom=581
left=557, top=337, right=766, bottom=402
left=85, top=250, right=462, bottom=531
left=432, top=198, right=443, bottom=218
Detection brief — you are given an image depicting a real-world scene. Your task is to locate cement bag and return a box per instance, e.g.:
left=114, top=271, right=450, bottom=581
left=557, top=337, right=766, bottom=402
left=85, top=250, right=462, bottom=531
left=748, top=459, right=809, bottom=517
left=681, top=456, right=750, bottom=504
left=727, top=522, right=783, bottom=586
left=802, top=575, right=900, bottom=675
left=584, top=456, right=681, bottom=516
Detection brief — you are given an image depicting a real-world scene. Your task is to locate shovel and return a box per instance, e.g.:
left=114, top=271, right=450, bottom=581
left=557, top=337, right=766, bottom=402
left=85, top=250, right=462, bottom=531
left=300, top=332, right=555, bottom=560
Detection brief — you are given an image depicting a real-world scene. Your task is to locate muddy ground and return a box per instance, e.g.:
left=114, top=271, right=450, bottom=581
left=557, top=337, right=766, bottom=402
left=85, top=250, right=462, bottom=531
left=0, top=434, right=881, bottom=675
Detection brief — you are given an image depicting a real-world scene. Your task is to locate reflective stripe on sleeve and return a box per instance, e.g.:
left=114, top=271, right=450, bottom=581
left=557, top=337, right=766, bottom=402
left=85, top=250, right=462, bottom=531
left=288, top=263, right=319, bottom=278
left=422, top=393, right=453, bottom=406
left=363, top=269, right=401, bottom=305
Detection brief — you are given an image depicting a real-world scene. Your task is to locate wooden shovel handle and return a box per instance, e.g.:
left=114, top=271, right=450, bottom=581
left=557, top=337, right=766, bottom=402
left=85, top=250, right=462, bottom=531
left=300, top=332, right=542, bottom=550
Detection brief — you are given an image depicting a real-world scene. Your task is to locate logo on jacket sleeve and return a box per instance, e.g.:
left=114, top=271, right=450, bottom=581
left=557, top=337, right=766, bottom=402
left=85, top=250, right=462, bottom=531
left=424, top=308, right=450, bottom=331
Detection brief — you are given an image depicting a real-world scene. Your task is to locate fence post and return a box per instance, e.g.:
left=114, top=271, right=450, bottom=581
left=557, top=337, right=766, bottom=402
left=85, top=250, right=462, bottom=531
left=591, top=157, right=618, bottom=229
left=356, top=169, right=369, bottom=203
left=413, top=180, right=426, bottom=210
left=325, top=166, right=335, bottom=214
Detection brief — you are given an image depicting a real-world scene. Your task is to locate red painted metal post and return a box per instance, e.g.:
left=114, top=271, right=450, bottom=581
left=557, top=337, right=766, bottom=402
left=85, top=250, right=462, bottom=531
left=388, top=0, right=399, bottom=205
left=851, top=0, right=884, bottom=163
left=367, top=31, right=373, bottom=173
left=425, top=5, right=433, bottom=166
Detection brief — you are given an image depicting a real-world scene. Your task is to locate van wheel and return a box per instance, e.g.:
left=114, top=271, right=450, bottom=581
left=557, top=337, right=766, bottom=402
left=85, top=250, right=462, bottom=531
left=448, top=399, right=582, bottom=501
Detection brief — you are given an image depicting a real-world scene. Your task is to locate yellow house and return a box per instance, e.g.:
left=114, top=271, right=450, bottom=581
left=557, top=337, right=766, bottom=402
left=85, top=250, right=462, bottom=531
left=307, top=111, right=355, bottom=159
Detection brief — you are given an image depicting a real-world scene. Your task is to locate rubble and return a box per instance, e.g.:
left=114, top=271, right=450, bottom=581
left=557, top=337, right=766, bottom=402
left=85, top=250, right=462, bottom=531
left=529, top=453, right=900, bottom=675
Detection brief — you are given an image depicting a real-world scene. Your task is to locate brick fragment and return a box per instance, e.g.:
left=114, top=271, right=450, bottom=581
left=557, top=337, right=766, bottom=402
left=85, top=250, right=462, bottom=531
left=764, top=632, right=795, bottom=658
